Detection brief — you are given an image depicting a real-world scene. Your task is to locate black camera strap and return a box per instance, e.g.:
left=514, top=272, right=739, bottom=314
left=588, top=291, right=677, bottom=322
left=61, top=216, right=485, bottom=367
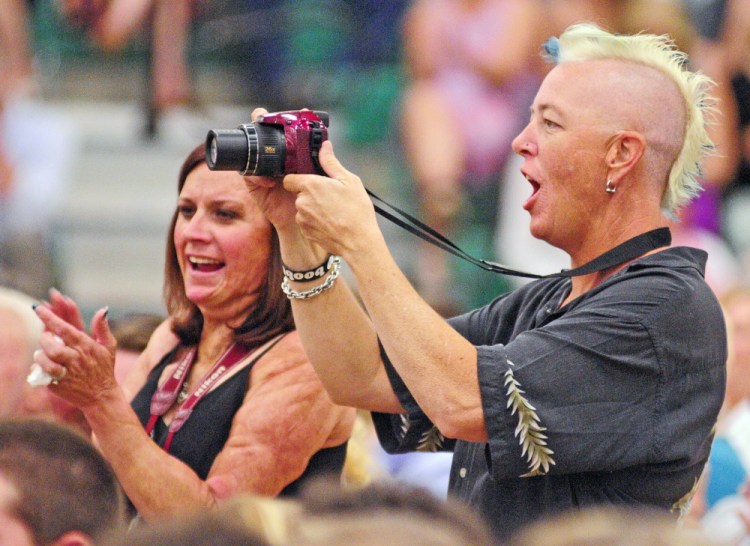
left=366, top=189, right=671, bottom=279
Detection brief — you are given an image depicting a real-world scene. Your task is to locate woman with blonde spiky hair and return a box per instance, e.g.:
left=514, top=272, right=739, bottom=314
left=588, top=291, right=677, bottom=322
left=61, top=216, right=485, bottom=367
left=245, top=23, right=727, bottom=541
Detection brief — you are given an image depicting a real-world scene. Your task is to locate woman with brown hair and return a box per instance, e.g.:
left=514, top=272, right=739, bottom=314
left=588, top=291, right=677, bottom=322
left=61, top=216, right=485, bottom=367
left=30, top=144, right=355, bottom=522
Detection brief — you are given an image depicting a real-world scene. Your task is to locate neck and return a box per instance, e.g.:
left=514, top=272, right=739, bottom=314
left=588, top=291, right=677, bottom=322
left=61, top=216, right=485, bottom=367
left=562, top=223, right=668, bottom=306
left=197, top=321, right=236, bottom=363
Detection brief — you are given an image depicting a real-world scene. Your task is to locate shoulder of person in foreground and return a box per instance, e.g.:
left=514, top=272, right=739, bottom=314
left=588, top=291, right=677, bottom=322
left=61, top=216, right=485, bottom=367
left=205, top=331, right=356, bottom=498
left=244, top=331, right=356, bottom=445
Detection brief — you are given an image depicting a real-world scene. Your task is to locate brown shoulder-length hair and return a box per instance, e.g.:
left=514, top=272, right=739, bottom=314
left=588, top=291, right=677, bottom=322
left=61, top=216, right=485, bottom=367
left=163, top=144, right=294, bottom=347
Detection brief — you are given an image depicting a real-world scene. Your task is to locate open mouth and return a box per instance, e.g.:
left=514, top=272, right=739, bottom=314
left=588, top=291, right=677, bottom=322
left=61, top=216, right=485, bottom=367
left=524, top=173, right=541, bottom=197
left=188, top=256, right=224, bottom=273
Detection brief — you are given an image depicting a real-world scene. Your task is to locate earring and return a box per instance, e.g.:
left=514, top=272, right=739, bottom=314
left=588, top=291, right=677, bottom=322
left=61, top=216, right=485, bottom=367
left=605, top=178, right=616, bottom=193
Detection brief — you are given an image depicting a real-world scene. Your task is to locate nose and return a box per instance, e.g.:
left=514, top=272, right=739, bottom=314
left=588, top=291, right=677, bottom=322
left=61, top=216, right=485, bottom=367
left=511, top=124, right=536, bottom=157
left=180, top=211, right=211, bottom=242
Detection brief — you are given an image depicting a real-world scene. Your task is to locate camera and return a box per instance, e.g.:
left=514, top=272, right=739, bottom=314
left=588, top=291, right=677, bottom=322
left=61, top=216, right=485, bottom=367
left=205, top=110, right=329, bottom=177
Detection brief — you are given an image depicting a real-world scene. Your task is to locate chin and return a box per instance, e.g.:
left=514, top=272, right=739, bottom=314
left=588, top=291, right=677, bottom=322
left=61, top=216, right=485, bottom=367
left=184, top=288, right=214, bottom=307
left=528, top=218, right=550, bottom=243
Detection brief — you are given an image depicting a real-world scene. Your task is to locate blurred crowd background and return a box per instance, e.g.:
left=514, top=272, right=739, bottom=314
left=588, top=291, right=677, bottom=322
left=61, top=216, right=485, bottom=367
left=0, top=0, right=413, bottom=320
left=1, top=0, right=749, bottom=320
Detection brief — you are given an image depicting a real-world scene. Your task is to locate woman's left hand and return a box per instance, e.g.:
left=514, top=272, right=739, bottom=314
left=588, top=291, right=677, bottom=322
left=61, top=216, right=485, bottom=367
left=33, top=303, right=119, bottom=409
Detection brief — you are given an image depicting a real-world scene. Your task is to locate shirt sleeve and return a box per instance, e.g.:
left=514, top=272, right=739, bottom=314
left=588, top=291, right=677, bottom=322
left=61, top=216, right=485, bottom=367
left=371, top=342, right=457, bottom=454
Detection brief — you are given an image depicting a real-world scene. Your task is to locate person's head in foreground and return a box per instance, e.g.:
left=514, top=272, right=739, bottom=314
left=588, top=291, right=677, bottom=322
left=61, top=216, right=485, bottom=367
left=0, top=418, right=125, bottom=546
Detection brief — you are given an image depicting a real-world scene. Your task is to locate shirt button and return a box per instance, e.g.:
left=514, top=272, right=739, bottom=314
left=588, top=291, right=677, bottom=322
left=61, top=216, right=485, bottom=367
left=459, top=467, right=467, bottom=478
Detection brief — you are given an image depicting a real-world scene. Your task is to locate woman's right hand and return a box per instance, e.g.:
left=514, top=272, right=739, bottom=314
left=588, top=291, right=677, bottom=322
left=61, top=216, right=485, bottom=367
left=33, top=300, right=120, bottom=411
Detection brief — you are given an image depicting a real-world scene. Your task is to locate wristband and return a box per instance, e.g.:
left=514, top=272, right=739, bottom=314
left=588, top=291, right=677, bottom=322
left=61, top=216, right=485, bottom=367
left=282, top=254, right=337, bottom=283
left=281, top=257, right=341, bottom=300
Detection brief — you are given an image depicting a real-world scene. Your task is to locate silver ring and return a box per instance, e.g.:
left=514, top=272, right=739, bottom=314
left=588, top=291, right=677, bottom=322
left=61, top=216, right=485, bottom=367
left=50, top=366, right=67, bottom=385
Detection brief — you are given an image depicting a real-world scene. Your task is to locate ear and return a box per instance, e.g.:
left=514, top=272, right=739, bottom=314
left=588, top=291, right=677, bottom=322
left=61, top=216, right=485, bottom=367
left=51, top=530, right=96, bottom=546
left=605, top=131, right=645, bottom=186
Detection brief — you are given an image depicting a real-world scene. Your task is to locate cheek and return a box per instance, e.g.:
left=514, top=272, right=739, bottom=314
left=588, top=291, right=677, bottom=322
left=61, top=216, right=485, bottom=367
left=173, top=225, right=187, bottom=260
left=223, top=231, right=272, bottom=276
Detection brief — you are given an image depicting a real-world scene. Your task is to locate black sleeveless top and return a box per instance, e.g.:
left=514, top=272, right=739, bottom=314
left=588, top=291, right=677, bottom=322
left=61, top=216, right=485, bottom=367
left=131, top=343, right=347, bottom=496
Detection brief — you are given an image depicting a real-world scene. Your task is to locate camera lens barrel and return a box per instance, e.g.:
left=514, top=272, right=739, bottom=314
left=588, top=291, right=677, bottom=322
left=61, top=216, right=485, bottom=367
left=246, top=123, right=286, bottom=177
left=205, top=129, right=250, bottom=172
left=205, top=124, right=287, bottom=176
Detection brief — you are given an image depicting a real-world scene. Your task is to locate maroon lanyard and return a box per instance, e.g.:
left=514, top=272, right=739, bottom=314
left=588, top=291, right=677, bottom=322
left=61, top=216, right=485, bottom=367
left=145, top=342, right=251, bottom=452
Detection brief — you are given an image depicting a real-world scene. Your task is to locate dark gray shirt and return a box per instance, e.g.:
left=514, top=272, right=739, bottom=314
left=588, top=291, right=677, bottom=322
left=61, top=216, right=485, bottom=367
left=373, top=247, right=726, bottom=539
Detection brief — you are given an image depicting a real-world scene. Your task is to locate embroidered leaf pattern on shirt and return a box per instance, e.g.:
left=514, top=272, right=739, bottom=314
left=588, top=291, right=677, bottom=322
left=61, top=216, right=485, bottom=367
left=398, top=413, right=411, bottom=440
left=416, top=426, right=445, bottom=452
left=399, top=413, right=444, bottom=451
left=504, top=362, right=555, bottom=477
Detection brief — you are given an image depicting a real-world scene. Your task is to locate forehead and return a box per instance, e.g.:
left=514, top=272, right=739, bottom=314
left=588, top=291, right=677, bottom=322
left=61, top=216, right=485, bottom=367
left=535, top=61, right=613, bottom=113
left=180, top=164, right=253, bottom=202
left=536, top=59, right=681, bottom=121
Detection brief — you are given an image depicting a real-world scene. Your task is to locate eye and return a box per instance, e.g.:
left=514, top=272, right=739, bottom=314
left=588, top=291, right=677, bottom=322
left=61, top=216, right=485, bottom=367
left=215, top=208, right=239, bottom=221
left=543, top=118, right=561, bottom=129
left=177, top=204, right=195, bottom=218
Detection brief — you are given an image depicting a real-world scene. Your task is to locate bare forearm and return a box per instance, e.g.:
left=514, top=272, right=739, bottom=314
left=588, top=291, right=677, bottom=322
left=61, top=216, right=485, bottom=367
left=344, top=237, right=486, bottom=441
left=83, top=391, right=215, bottom=520
left=276, top=228, right=400, bottom=412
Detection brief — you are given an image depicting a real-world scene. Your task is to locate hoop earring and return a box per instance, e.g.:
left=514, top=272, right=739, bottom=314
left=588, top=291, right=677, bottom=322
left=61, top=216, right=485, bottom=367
left=605, top=178, right=616, bottom=193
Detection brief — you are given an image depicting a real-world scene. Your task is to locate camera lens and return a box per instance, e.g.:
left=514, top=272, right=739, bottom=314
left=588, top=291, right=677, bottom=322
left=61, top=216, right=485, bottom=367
left=205, top=129, right=249, bottom=172
left=205, top=123, right=287, bottom=176
left=209, top=137, right=218, bottom=165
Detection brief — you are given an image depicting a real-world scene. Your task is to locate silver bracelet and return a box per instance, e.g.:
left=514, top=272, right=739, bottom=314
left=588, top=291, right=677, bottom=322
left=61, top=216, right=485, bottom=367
left=281, top=256, right=341, bottom=300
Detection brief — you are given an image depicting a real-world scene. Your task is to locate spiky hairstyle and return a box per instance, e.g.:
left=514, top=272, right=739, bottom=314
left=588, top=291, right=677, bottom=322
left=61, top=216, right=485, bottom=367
left=544, top=23, right=716, bottom=215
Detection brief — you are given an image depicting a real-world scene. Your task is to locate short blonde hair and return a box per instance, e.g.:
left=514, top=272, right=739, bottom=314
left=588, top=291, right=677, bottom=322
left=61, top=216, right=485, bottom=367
left=546, top=23, right=715, bottom=215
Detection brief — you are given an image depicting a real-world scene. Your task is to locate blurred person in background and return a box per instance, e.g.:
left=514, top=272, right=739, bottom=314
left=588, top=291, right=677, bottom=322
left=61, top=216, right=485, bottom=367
left=58, top=0, right=199, bottom=142
left=0, top=472, right=36, bottom=546
left=653, top=0, right=744, bottom=296
left=0, top=418, right=126, bottom=546
left=399, top=0, right=546, bottom=314
left=0, top=0, right=78, bottom=300
left=0, top=286, right=43, bottom=418
left=109, top=311, right=166, bottom=384
left=100, top=506, right=273, bottom=546
left=0, top=285, right=90, bottom=432
left=507, top=505, right=715, bottom=546
left=283, top=478, right=497, bottom=546
left=700, top=477, right=750, bottom=546
left=687, top=285, right=750, bottom=537
left=0, top=0, right=34, bottom=101
left=30, top=144, right=355, bottom=524
left=714, top=0, right=750, bottom=277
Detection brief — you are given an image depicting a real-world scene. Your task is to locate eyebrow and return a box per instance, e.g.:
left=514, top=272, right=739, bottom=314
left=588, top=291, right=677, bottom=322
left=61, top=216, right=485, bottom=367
left=178, top=196, right=242, bottom=208
left=533, top=103, right=565, bottom=118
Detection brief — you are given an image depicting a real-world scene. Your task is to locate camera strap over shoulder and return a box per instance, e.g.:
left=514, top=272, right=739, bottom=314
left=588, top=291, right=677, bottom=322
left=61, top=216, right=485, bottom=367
left=366, top=189, right=671, bottom=279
